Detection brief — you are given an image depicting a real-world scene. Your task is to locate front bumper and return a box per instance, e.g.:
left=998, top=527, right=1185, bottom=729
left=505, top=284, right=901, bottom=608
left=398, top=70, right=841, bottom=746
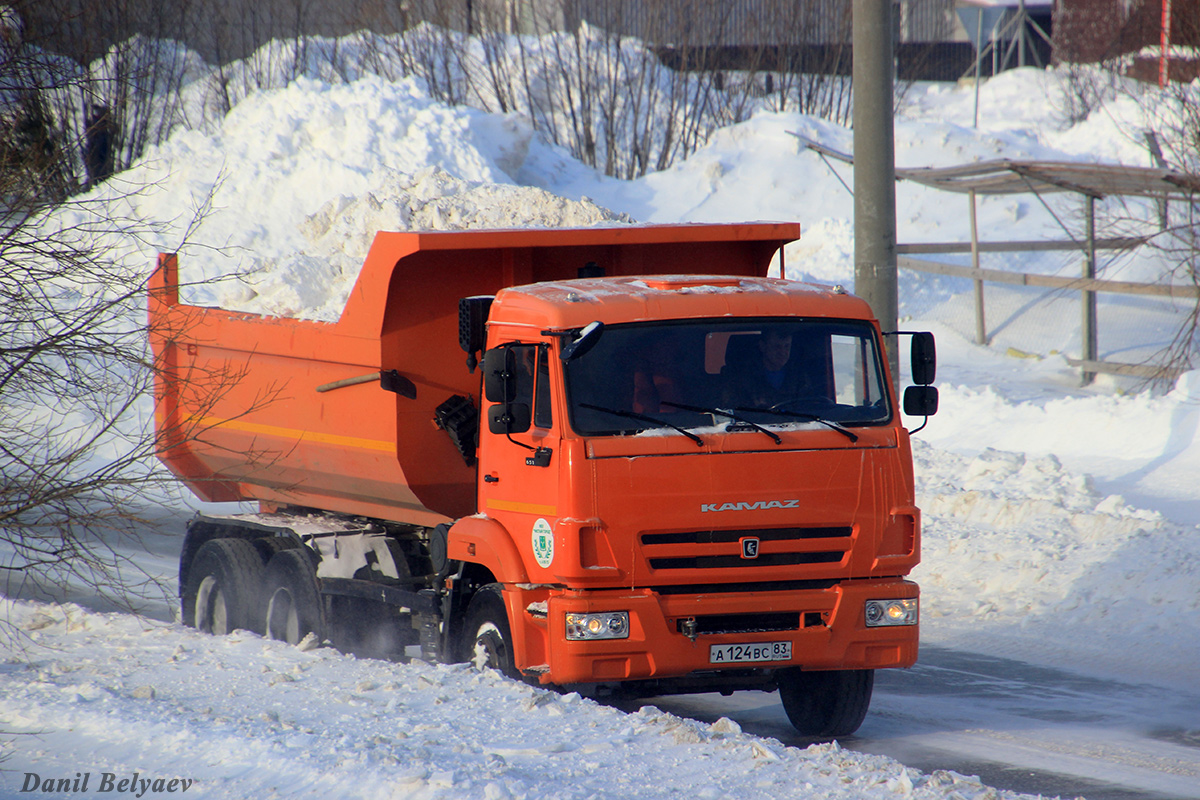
left=513, top=578, right=918, bottom=685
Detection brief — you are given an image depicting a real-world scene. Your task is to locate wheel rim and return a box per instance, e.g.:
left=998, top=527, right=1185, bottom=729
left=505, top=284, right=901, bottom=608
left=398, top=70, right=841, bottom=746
left=211, top=588, right=230, bottom=635
left=472, top=622, right=507, bottom=670
left=194, top=575, right=231, bottom=635
left=266, top=587, right=300, bottom=644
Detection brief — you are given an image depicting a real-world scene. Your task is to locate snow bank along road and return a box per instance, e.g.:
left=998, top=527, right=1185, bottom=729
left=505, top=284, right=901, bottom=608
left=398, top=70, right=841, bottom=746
left=2, top=598, right=1041, bottom=800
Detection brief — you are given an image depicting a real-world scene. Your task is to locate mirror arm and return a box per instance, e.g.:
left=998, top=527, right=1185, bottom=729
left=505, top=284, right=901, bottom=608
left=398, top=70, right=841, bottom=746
left=505, top=430, right=536, bottom=452
left=503, top=429, right=552, bottom=467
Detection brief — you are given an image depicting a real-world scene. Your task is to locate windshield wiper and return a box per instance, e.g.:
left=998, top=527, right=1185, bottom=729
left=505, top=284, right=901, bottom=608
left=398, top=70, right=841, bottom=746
left=732, top=406, right=859, bottom=443
left=579, top=403, right=704, bottom=447
left=659, top=401, right=781, bottom=445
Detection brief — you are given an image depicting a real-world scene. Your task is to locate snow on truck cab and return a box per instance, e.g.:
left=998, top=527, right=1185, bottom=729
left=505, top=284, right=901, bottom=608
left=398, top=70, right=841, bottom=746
left=149, top=223, right=938, bottom=738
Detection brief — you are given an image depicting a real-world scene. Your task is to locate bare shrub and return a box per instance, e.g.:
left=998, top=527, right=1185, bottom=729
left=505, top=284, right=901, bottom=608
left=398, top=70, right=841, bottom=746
left=0, top=183, right=175, bottom=607
left=1084, top=74, right=1200, bottom=387
left=1139, top=82, right=1200, bottom=382
left=0, top=5, right=245, bottom=609
left=1052, top=60, right=1123, bottom=128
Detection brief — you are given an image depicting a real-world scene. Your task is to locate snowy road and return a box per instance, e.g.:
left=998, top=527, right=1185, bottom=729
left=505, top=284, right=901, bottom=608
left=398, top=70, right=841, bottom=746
left=641, top=645, right=1200, bottom=800
left=5, top=589, right=1198, bottom=800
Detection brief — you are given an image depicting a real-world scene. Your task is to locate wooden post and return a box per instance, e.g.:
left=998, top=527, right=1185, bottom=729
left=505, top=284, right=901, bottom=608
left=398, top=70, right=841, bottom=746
left=969, top=189, right=987, bottom=344
left=1017, top=0, right=1026, bottom=67
left=1145, top=131, right=1169, bottom=229
left=1160, top=0, right=1172, bottom=89
left=972, top=9, right=983, bottom=128
left=1081, top=195, right=1098, bottom=385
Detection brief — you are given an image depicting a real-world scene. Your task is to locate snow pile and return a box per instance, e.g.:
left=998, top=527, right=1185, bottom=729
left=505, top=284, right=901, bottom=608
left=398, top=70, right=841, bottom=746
left=0, top=598, right=1042, bottom=800
left=921, top=365, right=1200, bottom=521
left=913, top=441, right=1200, bottom=688
left=46, top=75, right=629, bottom=320
left=269, top=167, right=631, bottom=320
left=181, top=76, right=628, bottom=319
left=303, top=167, right=629, bottom=251
left=160, top=76, right=628, bottom=318
left=215, top=163, right=629, bottom=320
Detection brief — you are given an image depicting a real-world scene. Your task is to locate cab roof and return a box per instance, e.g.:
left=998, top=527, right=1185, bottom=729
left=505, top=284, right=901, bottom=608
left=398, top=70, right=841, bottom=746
left=490, top=275, right=876, bottom=332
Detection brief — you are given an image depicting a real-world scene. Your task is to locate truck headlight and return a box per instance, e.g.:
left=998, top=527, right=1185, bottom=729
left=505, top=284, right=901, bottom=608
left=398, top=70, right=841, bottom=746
left=865, top=598, right=918, bottom=627
left=565, top=612, right=629, bottom=640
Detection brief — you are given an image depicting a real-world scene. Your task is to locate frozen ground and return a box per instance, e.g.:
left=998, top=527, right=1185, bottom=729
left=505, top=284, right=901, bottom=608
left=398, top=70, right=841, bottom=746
left=3, top=36, right=1200, bottom=800
left=0, top=598, right=1042, bottom=800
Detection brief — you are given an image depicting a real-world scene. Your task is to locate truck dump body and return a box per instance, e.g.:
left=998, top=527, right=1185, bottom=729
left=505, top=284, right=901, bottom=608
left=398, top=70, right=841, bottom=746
left=149, top=224, right=796, bottom=525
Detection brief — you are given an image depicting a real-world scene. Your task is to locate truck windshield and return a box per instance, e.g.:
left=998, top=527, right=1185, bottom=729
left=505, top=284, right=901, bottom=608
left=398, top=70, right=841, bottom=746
left=563, top=319, right=891, bottom=437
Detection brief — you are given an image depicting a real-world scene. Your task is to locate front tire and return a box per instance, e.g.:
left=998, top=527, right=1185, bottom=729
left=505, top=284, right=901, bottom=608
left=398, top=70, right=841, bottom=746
left=778, top=668, right=874, bottom=738
left=458, top=584, right=519, bottom=679
left=182, top=538, right=265, bottom=635
left=263, top=548, right=326, bottom=646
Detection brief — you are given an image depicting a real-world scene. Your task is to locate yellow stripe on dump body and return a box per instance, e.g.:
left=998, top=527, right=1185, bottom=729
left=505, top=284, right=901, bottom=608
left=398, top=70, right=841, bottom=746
left=195, top=416, right=395, bottom=453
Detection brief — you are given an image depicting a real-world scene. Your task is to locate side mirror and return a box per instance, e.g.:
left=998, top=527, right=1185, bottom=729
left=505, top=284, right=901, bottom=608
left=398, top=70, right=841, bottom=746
left=910, top=332, right=936, bottom=385
left=483, top=348, right=516, bottom=403
left=904, top=385, right=939, bottom=417
left=561, top=321, right=604, bottom=362
left=488, top=402, right=531, bottom=435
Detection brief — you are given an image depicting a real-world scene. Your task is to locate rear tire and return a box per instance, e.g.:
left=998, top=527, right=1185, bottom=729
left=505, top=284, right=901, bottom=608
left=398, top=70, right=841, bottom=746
left=182, top=538, right=265, bottom=635
left=263, top=548, right=326, bottom=646
left=458, top=584, right=519, bottom=679
left=778, top=668, right=874, bottom=738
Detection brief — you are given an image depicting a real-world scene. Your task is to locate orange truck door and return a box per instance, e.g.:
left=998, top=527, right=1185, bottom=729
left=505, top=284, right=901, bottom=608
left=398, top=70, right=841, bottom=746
left=478, top=343, right=562, bottom=577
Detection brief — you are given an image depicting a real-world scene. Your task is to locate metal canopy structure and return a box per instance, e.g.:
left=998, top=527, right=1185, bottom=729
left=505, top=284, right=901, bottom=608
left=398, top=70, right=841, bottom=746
left=795, top=138, right=1200, bottom=199
left=793, top=134, right=1200, bottom=384
left=894, top=159, right=1200, bottom=199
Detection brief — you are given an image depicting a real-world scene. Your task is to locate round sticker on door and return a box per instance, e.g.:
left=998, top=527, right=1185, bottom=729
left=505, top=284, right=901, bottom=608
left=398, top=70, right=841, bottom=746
left=532, top=518, right=554, bottom=568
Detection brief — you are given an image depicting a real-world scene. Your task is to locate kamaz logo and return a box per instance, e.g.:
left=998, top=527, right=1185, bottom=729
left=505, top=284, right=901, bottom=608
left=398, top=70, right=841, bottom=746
left=700, top=500, right=800, bottom=513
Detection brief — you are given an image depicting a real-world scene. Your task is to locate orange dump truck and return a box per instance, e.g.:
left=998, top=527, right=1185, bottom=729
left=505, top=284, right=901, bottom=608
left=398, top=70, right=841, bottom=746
left=150, top=222, right=938, bottom=737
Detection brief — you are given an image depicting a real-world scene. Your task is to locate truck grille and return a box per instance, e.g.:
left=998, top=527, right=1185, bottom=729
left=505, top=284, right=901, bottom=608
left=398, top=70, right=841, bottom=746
left=642, top=526, right=852, bottom=571
left=676, top=612, right=802, bottom=635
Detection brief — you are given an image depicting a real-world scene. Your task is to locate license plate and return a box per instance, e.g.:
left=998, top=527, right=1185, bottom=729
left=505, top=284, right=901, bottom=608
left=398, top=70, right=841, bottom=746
left=709, top=641, right=792, bottom=664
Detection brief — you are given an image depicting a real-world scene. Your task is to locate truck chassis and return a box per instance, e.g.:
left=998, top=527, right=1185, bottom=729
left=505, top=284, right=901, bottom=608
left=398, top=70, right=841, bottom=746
left=180, top=508, right=875, bottom=737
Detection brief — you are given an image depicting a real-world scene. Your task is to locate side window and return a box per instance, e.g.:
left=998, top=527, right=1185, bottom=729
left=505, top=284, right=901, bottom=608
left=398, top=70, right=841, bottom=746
left=511, top=344, right=553, bottom=430
left=511, top=345, right=536, bottom=408
left=534, top=345, right=552, bottom=428
left=830, top=333, right=882, bottom=406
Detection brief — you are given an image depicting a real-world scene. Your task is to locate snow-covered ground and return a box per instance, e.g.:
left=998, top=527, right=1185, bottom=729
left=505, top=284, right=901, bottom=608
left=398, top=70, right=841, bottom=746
left=0, top=598, right=1024, bottom=800
left=3, top=36, right=1200, bottom=800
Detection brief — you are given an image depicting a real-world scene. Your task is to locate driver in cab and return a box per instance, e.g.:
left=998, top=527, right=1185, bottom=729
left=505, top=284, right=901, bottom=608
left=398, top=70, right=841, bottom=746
left=723, top=330, right=803, bottom=407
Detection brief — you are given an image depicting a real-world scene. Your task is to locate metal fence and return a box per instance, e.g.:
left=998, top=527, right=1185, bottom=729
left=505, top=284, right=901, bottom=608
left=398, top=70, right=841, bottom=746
left=567, top=0, right=957, bottom=46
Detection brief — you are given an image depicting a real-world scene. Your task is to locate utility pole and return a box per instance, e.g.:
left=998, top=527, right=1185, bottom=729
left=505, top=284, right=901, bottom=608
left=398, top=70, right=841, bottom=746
left=853, top=0, right=899, bottom=386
